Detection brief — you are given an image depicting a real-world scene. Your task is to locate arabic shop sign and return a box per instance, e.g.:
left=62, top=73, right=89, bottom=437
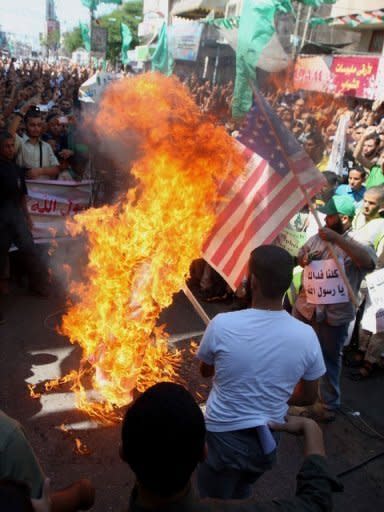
left=329, top=56, right=379, bottom=100
left=294, top=55, right=381, bottom=100
left=303, top=259, right=349, bottom=305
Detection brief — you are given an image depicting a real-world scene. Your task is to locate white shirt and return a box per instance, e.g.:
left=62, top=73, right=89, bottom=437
left=16, top=136, right=59, bottom=178
left=197, top=308, right=325, bottom=432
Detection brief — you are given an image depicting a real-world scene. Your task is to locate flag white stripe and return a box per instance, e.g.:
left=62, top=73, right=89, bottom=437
left=227, top=187, right=306, bottom=284
left=204, top=159, right=272, bottom=256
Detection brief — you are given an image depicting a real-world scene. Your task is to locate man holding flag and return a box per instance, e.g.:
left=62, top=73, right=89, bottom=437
left=197, top=79, right=328, bottom=498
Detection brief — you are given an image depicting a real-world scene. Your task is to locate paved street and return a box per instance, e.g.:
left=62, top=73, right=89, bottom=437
left=1, top=264, right=384, bottom=511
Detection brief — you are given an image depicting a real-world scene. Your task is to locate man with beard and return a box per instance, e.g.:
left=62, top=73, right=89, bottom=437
left=353, top=126, right=380, bottom=170
left=294, top=195, right=376, bottom=422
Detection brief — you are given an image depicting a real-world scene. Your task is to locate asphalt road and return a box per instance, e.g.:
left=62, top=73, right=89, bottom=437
left=1, top=255, right=384, bottom=511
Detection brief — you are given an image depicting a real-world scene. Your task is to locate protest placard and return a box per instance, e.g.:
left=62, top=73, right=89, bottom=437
left=26, top=180, right=93, bottom=242
left=303, top=259, right=349, bottom=305
left=365, top=268, right=384, bottom=333
left=274, top=227, right=308, bottom=257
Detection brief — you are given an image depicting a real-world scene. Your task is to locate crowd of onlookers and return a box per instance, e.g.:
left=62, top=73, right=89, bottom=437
left=183, top=73, right=234, bottom=121
left=0, top=58, right=93, bottom=182
left=1, top=58, right=384, bottom=510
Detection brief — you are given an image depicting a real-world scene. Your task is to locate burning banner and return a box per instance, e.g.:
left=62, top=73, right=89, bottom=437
left=59, top=73, right=245, bottom=418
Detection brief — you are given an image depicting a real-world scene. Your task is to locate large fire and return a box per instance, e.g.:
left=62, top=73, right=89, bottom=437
left=59, top=73, right=245, bottom=419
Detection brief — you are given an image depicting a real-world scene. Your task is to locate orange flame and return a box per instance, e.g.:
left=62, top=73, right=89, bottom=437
left=59, top=73, right=245, bottom=417
left=28, top=384, right=41, bottom=399
left=74, top=438, right=90, bottom=455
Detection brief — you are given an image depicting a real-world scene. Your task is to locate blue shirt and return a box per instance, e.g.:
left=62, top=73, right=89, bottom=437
left=335, top=184, right=365, bottom=209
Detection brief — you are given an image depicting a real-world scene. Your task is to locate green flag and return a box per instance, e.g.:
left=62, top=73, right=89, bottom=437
left=232, top=0, right=291, bottom=119
left=81, top=0, right=97, bottom=8
left=121, top=23, right=133, bottom=65
left=80, top=22, right=91, bottom=52
left=151, top=22, right=173, bottom=76
left=81, top=0, right=122, bottom=9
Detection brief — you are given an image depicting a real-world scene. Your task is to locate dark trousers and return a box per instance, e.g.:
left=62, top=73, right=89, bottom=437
left=197, top=428, right=278, bottom=500
left=0, top=207, right=45, bottom=288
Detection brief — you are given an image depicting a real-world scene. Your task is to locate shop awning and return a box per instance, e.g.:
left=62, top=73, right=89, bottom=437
left=311, top=8, right=384, bottom=31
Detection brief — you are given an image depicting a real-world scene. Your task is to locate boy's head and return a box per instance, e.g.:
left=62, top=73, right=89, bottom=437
left=121, top=383, right=206, bottom=498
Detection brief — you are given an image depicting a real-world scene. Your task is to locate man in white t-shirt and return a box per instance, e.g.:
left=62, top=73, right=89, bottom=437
left=197, top=245, right=325, bottom=500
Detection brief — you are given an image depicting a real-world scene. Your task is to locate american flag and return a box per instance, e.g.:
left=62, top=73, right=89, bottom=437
left=203, top=90, right=326, bottom=290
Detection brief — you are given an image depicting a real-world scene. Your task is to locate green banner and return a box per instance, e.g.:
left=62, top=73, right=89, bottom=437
left=232, top=0, right=291, bottom=119
left=80, top=22, right=91, bottom=52
left=151, top=22, right=173, bottom=76
left=121, top=23, right=133, bottom=65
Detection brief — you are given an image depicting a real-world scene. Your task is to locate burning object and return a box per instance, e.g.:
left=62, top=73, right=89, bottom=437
left=59, top=73, right=245, bottom=418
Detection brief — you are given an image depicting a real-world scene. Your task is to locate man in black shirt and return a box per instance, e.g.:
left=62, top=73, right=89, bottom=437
left=121, top=382, right=342, bottom=512
left=0, top=131, right=48, bottom=313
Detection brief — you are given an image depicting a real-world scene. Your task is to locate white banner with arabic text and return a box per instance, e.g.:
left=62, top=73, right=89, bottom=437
left=26, top=180, right=93, bottom=242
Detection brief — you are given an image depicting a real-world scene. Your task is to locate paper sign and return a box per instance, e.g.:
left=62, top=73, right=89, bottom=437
left=303, top=259, right=349, bottom=305
left=274, top=227, right=308, bottom=257
left=26, top=180, right=93, bottom=240
left=366, top=268, right=384, bottom=333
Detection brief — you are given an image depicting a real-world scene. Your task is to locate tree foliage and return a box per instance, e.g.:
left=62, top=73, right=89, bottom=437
left=63, top=27, right=84, bottom=55
left=97, top=1, right=142, bottom=62
left=61, top=2, right=142, bottom=61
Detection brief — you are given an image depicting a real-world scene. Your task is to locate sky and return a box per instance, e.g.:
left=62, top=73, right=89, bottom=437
left=0, top=0, right=117, bottom=47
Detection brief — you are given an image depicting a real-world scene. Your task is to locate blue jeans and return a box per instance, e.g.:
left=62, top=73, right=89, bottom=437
left=312, top=319, right=349, bottom=410
left=197, top=428, right=278, bottom=500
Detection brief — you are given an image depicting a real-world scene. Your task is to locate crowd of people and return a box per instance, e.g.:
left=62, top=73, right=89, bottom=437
left=1, top=55, right=384, bottom=510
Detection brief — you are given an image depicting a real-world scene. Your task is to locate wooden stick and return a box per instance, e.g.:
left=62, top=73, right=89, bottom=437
left=248, top=82, right=359, bottom=307
left=183, top=285, right=210, bottom=326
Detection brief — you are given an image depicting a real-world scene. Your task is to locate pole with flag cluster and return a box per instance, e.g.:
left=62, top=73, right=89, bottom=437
left=80, top=0, right=123, bottom=62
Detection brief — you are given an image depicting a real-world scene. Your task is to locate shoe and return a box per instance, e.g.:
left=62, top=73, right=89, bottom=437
left=348, top=362, right=374, bottom=381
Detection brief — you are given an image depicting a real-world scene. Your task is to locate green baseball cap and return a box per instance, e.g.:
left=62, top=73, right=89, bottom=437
left=320, top=195, right=356, bottom=217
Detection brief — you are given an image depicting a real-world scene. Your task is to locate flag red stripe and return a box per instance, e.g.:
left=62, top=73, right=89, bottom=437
left=203, top=158, right=267, bottom=250
left=221, top=176, right=299, bottom=276
left=209, top=166, right=285, bottom=266
left=226, top=194, right=310, bottom=289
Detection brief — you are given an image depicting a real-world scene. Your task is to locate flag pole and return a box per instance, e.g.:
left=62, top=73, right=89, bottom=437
left=248, top=81, right=359, bottom=307
left=183, top=285, right=210, bottom=326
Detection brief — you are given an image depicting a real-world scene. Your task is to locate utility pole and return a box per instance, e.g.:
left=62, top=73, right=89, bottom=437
left=300, top=6, right=313, bottom=52
left=291, top=3, right=302, bottom=60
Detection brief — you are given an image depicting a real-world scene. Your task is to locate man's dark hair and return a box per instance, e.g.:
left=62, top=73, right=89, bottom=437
left=0, top=130, right=13, bottom=148
left=249, top=245, right=294, bottom=299
left=349, top=165, right=366, bottom=179
left=24, top=107, right=41, bottom=122
left=0, top=480, right=34, bottom=512
left=121, top=382, right=206, bottom=497
left=322, top=171, right=339, bottom=188
left=364, top=132, right=380, bottom=146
